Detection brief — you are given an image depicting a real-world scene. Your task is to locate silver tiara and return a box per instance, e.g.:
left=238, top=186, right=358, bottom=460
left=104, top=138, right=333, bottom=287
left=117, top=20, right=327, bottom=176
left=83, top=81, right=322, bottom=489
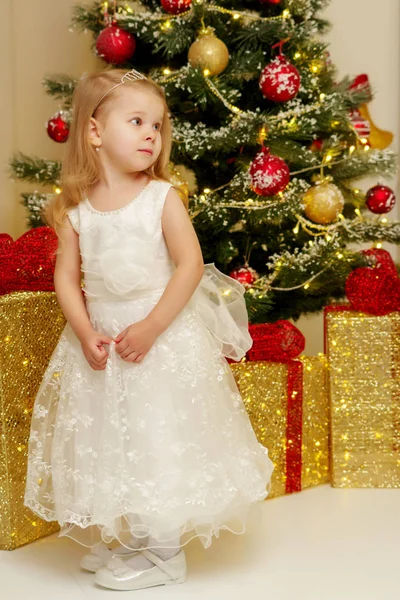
left=93, top=68, right=147, bottom=113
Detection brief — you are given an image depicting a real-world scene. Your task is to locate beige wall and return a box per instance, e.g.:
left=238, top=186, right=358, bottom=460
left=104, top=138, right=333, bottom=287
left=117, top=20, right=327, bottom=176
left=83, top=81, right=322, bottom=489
left=1, top=0, right=99, bottom=236
left=1, top=0, right=399, bottom=354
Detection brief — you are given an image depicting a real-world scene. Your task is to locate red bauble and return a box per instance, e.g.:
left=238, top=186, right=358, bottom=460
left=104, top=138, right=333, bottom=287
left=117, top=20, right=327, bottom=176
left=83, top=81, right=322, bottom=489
left=365, top=184, right=396, bottom=214
left=229, top=265, right=259, bottom=288
left=260, top=0, right=281, bottom=3
left=310, top=138, right=323, bottom=152
left=47, top=112, right=69, bottom=143
left=96, top=25, right=136, bottom=64
left=259, top=55, right=301, bottom=103
left=249, top=146, right=290, bottom=196
left=161, top=0, right=191, bottom=14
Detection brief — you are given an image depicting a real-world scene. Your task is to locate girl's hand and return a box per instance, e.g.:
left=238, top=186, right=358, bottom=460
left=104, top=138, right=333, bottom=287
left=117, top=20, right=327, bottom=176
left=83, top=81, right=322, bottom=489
left=80, top=331, right=113, bottom=371
left=114, top=319, right=159, bottom=363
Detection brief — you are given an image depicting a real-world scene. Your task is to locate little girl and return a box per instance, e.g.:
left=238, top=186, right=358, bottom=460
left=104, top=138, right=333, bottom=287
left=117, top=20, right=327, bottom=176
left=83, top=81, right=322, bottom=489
left=24, top=68, right=274, bottom=591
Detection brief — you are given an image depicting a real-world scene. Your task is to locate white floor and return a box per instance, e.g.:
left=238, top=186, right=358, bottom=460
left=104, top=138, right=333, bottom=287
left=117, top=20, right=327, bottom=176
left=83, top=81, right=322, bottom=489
left=1, top=485, right=399, bottom=599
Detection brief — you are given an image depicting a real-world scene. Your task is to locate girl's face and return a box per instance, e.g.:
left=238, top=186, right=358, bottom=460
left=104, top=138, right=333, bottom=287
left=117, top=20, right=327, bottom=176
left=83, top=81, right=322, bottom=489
left=92, top=86, right=164, bottom=173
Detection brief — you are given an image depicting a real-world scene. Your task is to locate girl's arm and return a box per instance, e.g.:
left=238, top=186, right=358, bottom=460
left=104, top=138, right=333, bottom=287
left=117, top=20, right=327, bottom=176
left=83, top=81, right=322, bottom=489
left=54, top=217, right=95, bottom=342
left=145, top=187, right=205, bottom=335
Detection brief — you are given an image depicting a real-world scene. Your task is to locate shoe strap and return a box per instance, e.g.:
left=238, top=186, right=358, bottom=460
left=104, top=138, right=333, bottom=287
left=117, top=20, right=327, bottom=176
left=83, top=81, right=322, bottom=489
left=139, top=548, right=180, bottom=579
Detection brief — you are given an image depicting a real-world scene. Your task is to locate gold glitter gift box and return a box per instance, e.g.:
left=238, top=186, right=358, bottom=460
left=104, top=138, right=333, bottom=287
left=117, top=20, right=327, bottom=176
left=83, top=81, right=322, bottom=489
left=324, top=306, right=400, bottom=488
left=0, top=291, right=65, bottom=550
left=230, top=355, right=330, bottom=498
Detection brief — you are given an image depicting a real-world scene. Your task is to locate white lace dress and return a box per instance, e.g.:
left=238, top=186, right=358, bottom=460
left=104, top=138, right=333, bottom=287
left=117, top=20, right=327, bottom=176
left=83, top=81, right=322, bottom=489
left=24, top=179, right=274, bottom=551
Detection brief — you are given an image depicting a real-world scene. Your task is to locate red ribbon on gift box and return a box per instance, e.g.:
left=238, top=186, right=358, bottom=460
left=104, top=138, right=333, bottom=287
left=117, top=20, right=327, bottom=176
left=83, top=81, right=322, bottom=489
left=285, top=359, right=303, bottom=493
left=345, top=249, right=400, bottom=316
left=236, top=321, right=306, bottom=494
left=247, top=320, right=305, bottom=362
left=0, top=227, right=58, bottom=295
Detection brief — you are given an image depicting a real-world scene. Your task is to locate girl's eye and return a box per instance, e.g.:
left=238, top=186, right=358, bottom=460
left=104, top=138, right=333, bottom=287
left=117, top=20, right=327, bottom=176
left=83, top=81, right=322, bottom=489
left=131, top=118, right=141, bottom=126
left=153, top=123, right=161, bottom=131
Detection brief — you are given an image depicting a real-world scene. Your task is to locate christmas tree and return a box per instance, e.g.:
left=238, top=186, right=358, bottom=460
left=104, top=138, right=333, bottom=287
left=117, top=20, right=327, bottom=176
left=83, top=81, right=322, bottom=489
left=11, top=0, right=400, bottom=322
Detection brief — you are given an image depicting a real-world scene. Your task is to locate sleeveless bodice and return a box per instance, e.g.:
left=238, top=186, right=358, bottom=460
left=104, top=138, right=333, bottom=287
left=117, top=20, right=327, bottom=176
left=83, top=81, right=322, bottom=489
left=67, top=180, right=175, bottom=302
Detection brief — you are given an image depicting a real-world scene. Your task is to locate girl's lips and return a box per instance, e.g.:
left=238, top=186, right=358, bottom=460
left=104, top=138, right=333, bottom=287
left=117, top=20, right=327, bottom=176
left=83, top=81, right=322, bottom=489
left=139, top=149, right=153, bottom=155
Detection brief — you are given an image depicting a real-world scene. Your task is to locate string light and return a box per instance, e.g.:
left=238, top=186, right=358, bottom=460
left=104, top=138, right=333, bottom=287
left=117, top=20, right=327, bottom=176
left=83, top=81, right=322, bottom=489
left=53, top=186, right=62, bottom=194
left=349, top=145, right=356, bottom=154
left=258, top=126, right=267, bottom=144
left=207, top=5, right=291, bottom=21
left=203, top=77, right=244, bottom=115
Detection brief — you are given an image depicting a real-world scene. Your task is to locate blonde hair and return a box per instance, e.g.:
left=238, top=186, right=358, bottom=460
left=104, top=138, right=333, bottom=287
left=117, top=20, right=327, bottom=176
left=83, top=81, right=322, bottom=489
left=44, top=68, right=177, bottom=237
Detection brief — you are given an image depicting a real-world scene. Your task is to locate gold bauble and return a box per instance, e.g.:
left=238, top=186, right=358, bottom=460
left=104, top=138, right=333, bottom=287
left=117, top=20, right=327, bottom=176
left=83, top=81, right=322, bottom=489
left=173, top=163, right=198, bottom=195
left=303, top=182, right=344, bottom=224
left=168, top=163, right=190, bottom=207
left=188, top=27, right=229, bottom=76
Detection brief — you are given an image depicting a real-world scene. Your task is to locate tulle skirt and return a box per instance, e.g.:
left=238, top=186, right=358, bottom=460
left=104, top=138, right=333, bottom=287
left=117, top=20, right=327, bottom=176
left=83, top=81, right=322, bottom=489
left=24, top=265, right=274, bottom=551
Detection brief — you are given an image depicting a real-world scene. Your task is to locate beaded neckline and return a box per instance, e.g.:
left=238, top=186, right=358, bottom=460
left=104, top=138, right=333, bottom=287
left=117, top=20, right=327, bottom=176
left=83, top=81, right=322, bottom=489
left=85, top=179, right=155, bottom=215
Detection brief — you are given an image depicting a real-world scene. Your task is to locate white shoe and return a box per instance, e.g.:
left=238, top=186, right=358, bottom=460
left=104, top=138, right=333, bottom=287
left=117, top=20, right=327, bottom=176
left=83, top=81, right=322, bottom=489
left=80, top=543, right=139, bottom=573
left=94, top=548, right=187, bottom=591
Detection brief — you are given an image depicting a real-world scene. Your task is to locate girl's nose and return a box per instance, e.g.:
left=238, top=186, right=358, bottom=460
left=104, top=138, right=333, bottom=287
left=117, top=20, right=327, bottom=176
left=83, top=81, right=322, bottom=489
left=145, top=130, right=155, bottom=142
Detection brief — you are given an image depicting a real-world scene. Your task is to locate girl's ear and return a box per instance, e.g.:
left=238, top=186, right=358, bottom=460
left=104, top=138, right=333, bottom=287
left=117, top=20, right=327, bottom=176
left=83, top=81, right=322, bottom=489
left=88, top=117, right=102, bottom=149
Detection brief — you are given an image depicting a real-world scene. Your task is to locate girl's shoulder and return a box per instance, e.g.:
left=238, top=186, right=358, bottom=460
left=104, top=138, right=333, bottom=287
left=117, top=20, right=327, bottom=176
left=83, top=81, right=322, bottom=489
left=149, top=178, right=175, bottom=205
left=66, top=202, right=84, bottom=234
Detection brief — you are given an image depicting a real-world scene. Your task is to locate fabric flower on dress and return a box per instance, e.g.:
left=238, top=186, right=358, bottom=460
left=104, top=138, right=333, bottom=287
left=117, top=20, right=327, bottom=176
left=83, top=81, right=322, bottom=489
left=99, top=248, right=152, bottom=295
